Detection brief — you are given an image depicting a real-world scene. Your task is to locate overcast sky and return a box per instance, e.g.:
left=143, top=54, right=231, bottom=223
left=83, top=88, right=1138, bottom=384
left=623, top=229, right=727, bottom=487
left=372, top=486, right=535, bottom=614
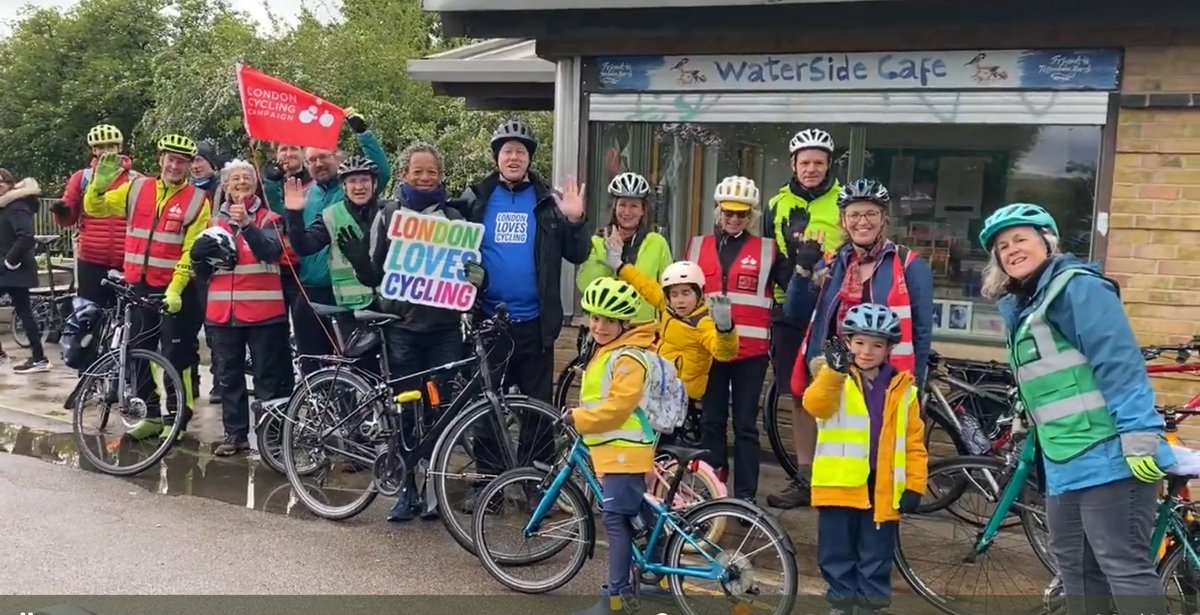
left=0, top=0, right=341, bottom=34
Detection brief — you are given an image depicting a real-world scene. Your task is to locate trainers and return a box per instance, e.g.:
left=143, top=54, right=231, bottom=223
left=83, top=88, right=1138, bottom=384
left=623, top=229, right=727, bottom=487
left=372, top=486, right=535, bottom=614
left=214, top=435, right=250, bottom=456
left=13, top=358, right=51, bottom=373
left=767, top=480, right=811, bottom=509
left=387, top=488, right=419, bottom=523
left=126, top=418, right=165, bottom=441
left=0, top=352, right=10, bottom=366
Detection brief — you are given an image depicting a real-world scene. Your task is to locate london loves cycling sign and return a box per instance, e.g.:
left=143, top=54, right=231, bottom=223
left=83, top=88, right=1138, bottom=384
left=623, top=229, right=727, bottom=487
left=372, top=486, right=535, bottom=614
left=380, top=211, right=484, bottom=311
left=236, top=63, right=346, bottom=150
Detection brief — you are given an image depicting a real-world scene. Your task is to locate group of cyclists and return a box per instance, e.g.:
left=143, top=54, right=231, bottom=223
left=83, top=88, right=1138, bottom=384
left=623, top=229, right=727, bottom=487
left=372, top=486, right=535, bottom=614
left=15, top=111, right=1182, bottom=615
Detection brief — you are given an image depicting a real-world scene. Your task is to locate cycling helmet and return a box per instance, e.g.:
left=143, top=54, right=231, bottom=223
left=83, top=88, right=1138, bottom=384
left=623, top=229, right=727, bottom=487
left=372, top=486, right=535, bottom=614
left=198, top=226, right=237, bottom=270
left=978, top=203, right=1060, bottom=250
left=156, top=134, right=198, bottom=158
left=607, top=172, right=651, bottom=199
left=789, top=128, right=835, bottom=155
left=490, top=120, right=538, bottom=157
left=338, top=155, right=379, bottom=179
left=660, top=261, right=704, bottom=292
left=86, top=124, right=123, bottom=147
left=713, top=175, right=760, bottom=210
left=837, top=178, right=890, bottom=210
left=841, top=303, right=902, bottom=343
left=581, top=277, right=642, bottom=321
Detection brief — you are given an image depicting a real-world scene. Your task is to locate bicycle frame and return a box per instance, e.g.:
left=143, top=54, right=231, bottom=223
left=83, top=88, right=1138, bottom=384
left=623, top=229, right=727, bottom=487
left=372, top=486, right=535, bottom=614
left=971, top=428, right=1040, bottom=559
left=525, top=439, right=727, bottom=582
left=1150, top=477, right=1200, bottom=566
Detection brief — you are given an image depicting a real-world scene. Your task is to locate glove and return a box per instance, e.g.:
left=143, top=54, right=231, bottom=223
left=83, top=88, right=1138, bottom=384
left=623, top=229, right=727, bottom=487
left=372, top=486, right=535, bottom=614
left=603, top=238, right=623, bottom=271
left=51, top=200, right=71, bottom=217
left=163, top=288, right=183, bottom=314
left=707, top=294, right=734, bottom=333
left=344, top=107, right=368, bottom=134
left=464, top=261, right=487, bottom=290
left=822, top=336, right=852, bottom=373
left=335, top=227, right=370, bottom=268
left=90, top=153, right=121, bottom=193
left=1126, top=455, right=1166, bottom=483
left=898, top=490, right=922, bottom=514
left=783, top=208, right=811, bottom=253
left=261, top=160, right=285, bottom=183
left=792, top=238, right=824, bottom=276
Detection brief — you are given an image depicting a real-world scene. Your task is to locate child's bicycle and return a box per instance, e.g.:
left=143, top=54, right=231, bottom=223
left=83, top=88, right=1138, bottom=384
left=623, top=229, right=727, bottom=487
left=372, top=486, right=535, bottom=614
left=471, top=427, right=798, bottom=615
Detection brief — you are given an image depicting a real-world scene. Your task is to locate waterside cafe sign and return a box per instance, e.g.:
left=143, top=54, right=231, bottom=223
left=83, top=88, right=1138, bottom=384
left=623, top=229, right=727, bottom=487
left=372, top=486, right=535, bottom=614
left=584, top=49, right=1121, bottom=92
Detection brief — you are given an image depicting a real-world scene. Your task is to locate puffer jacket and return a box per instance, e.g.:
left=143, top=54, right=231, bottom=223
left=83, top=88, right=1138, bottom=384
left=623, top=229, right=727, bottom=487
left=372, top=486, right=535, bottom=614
left=617, top=264, right=737, bottom=399
left=0, top=178, right=43, bottom=288
left=997, top=253, right=1176, bottom=496
left=803, top=364, right=928, bottom=523
left=56, top=156, right=136, bottom=268
left=573, top=323, right=658, bottom=475
left=576, top=230, right=672, bottom=324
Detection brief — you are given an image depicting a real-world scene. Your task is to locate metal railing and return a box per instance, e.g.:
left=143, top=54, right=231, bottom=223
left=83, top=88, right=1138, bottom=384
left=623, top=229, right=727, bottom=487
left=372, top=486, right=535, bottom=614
left=34, top=197, right=74, bottom=257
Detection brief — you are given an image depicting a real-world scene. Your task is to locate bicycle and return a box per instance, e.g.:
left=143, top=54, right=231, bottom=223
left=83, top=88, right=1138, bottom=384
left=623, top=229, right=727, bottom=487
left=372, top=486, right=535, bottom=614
left=278, top=302, right=564, bottom=556
left=12, top=235, right=76, bottom=348
left=70, top=275, right=186, bottom=477
left=471, top=433, right=799, bottom=615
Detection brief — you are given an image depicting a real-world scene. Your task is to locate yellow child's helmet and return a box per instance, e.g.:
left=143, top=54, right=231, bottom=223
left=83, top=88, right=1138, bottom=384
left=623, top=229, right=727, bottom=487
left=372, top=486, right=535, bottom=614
left=157, top=134, right=198, bottom=158
left=581, top=277, right=642, bottom=321
left=86, top=124, right=123, bottom=147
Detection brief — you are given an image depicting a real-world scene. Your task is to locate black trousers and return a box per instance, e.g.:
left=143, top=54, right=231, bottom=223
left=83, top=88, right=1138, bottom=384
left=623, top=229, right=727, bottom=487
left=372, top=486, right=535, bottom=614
left=701, top=355, right=770, bottom=500
left=0, top=286, right=45, bottom=361
left=474, top=319, right=556, bottom=472
left=76, top=260, right=117, bottom=308
left=290, top=284, right=340, bottom=374
left=208, top=322, right=293, bottom=439
left=130, top=282, right=203, bottom=425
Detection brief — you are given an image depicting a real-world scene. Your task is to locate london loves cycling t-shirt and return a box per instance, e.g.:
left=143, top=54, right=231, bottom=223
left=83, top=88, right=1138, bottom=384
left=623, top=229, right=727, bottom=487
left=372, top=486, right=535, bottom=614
left=481, top=182, right=539, bottom=321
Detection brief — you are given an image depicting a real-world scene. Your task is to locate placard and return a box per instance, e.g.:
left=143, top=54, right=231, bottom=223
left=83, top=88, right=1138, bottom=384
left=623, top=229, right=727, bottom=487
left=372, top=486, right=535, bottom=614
left=379, top=211, right=484, bottom=311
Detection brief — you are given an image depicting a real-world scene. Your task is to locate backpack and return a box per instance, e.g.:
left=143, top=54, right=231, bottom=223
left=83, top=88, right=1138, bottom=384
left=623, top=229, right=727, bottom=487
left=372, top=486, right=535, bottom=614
left=613, top=347, right=689, bottom=436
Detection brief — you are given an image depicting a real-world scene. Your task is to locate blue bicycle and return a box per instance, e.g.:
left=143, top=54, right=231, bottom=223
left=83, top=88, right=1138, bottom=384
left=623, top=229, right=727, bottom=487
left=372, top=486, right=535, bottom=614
left=471, top=429, right=798, bottom=615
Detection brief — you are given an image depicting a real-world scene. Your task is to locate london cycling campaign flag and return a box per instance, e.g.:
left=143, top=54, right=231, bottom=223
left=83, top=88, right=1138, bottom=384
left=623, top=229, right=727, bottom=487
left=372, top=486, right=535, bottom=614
left=236, top=63, right=345, bottom=150
left=381, top=211, right=484, bottom=311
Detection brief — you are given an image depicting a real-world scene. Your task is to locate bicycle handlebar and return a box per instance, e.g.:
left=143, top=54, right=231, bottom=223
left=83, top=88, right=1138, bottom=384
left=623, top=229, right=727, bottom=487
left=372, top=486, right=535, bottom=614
left=100, top=277, right=166, bottom=311
left=1142, top=335, right=1200, bottom=362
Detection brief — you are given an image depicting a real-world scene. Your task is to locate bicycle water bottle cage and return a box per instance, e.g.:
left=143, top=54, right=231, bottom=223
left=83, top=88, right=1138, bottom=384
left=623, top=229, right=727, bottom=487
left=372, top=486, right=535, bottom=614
left=342, top=327, right=382, bottom=359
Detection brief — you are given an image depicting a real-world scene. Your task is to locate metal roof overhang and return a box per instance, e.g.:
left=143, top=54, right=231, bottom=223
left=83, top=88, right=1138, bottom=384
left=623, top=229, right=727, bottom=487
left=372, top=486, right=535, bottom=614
left=407, top=39, right=556, bottom=111
left=423, top=0, right=873, bottom=8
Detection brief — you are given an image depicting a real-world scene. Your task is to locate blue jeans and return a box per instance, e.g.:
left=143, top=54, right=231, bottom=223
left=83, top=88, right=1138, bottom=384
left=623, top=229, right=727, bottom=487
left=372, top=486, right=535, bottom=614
left=817, top=506, right=897, bottom=610
left=602, top=474, right=646, bottom=596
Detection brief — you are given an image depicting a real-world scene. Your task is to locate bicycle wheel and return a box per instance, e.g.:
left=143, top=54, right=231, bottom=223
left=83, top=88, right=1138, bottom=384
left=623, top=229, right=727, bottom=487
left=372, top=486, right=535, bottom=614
left=553, top=356, right=583, bottom=412
left=472, top=467, right=594, bottom=593
left=650, top=457, right=727, bottom=549
left=762, top=379, right=800, bottom=481
left=72, top=348, right=186, bottom=477
left=429, top=395, right=564, bottom=555
left=896, top=456, right=1053, bottom=615
left=663, top=499, right=799, bottom=615
left=280, top=366, right=381, bottom=520
left=1160, top=540, right=1200, bottom=615
left=11, top=297, right=50, bottom=348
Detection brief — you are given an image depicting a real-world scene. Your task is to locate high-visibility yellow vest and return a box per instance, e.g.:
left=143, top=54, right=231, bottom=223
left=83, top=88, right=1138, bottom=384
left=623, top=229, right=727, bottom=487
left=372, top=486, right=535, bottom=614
left=579, top=347, right=656, bottom=449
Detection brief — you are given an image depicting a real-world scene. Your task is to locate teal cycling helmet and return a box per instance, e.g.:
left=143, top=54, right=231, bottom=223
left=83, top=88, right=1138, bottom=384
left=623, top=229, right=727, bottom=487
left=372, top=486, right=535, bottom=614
left=978, top=203, right=1059, bottom=250
left=841, top=303, right=902, bottom=343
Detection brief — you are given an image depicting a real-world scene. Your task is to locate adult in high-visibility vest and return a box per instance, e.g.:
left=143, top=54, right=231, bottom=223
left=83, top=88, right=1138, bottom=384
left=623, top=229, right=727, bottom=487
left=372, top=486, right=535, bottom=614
left=51, top=124, right=138, bottom=308
left=190, top=159, right=295, bottom=457
left=86, top=134, right=212, bottom=441
left=770, top=178, right=933, bottom=510
left=980, top=202, right=1173, bottom=615
left=763, top=127, right=842, bottom=511
left=687, top=175, right=774, bottom=503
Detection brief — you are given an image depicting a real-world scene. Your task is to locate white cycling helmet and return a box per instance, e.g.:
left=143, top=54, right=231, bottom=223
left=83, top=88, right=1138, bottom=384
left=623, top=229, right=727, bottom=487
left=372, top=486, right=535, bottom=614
left=660, top=261, right=704, bottom=292
left=198, top=226, right=237, bottom=270
left=713, top=175, right=760, bottom=210
left=788, top=128, right=835, bottom=155
left=607, top=172, right=651, bottom=199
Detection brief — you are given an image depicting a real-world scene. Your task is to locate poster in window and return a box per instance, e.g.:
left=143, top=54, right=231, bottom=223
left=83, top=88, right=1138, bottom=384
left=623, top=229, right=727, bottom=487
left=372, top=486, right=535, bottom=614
left=935, top=157, right=986, bottom=217
left=946, top=301, right=974, bottom=332
left=931, top=301, right=945, bottom=330
left=972, top=310, right=1007, bottom=336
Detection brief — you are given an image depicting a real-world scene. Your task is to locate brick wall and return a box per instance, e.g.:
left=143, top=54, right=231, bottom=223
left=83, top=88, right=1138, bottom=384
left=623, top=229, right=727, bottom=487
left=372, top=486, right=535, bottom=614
left=1107, top=46, right=1200, bottom=411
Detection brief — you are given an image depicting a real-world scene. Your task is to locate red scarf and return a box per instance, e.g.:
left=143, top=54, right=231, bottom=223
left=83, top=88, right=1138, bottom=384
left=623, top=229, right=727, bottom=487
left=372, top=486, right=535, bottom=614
left=835, top=240, right=890, bottom=333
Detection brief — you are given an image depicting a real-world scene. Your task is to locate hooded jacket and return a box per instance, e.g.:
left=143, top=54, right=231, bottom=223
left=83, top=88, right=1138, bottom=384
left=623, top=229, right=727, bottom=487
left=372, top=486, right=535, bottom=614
left=0, top=178, right=43, bottom=288
left=573, top=322, right=658, bottom=475
left=576, top=229, right=672, bottom=324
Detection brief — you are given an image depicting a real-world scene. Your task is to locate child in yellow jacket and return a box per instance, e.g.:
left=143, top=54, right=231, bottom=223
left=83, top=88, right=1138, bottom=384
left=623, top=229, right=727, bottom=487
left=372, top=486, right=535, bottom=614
left=565, top=277, right=658, bottom=615
left=803, top=303, right=928, bottom=615
left=604, top=231, right=738, bottom=400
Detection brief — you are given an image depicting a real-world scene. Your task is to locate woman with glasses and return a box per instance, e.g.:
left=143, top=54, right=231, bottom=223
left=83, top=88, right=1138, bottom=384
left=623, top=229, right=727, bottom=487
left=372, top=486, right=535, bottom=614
left=782, top=178, right=935, bottom=447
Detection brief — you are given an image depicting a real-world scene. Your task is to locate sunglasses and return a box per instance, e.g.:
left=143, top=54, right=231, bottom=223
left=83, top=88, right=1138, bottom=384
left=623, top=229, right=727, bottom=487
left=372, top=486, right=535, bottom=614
left=721, top=210, right=750, bottom=219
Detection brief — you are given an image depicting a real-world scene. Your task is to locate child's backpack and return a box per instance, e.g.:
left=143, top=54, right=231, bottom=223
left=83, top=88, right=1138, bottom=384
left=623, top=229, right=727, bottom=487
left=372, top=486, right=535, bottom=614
left=613, top=347, right=689, bottom=436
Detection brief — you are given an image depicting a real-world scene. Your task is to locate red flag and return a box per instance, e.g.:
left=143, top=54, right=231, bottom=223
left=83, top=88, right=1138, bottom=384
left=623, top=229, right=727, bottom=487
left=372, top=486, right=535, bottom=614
left=236, top=63, right=345, bottom=150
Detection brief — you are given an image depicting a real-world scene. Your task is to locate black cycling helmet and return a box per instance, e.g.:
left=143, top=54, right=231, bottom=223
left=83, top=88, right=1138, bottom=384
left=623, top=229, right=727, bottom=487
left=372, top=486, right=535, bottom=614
left=338, top=155, right=378, bottom=180
left=490, top=120, right=538, bottom=158
left=837, top=178, right=890, bottom=210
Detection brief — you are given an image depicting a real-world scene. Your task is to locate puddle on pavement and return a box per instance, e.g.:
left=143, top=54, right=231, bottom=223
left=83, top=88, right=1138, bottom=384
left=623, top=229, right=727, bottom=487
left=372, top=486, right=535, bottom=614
left=0, top=419, right=342, bottom=520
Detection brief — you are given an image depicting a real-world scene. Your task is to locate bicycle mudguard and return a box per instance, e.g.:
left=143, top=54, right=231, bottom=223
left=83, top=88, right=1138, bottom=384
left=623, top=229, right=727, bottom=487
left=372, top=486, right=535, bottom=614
left=679, top=498, right=797, bottom=555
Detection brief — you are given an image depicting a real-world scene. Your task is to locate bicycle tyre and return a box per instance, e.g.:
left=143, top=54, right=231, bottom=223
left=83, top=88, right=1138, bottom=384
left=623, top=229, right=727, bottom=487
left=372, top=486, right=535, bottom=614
left=553, top=356, right=583, bottom=412
left=11, top=297, right=49, bottom=348
left=1159, top=540, right=1200, bottom=614
left=280, top=366, right=380, bottom=521
left=72, top=348, right=186, bottom=477
left=429, top=395, right=562, bottom=555
left=763, top=379, right=800, bottom=481
left=650, top=458, right=727, bottom=550
left=472, top=467, right=595, bottom=594
left=663, top=499, right=799, bottom=615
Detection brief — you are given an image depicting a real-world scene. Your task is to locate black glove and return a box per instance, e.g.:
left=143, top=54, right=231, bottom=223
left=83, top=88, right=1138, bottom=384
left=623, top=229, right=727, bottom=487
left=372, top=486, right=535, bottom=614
left=783, top=208, right=811, bottom=252
left=898, top=490, right=922, bottom=514
left=262, top=160, right=285, bottom=182
left=822, top=336, right=852, bottom=373
left=792, top=238, right=824, bottom=275
left=50, top=200, right=71, bottom=217
left=335, top=227, right=370, bottom=268
left=464, top=261, right=487, bottom=290
left=345, top=110, right=368, bottom=134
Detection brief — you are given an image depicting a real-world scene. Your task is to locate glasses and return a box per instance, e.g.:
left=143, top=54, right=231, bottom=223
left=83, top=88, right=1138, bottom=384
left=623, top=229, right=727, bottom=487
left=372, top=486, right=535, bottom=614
left=844, top=210, right=883, bottom=223
left=721, top=210, right=750, bottom=219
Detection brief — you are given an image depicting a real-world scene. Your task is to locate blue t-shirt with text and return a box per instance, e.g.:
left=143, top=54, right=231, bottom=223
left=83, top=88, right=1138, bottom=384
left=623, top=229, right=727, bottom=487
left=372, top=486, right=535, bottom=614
left=481, top=184, right=540, bottom=321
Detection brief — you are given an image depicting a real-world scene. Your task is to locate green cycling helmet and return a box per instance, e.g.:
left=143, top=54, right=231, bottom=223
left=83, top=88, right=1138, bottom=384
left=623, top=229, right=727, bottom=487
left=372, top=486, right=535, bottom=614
left=581, top=277, right=642, bottom=321
left=978, top=203, right=1059, bottom=250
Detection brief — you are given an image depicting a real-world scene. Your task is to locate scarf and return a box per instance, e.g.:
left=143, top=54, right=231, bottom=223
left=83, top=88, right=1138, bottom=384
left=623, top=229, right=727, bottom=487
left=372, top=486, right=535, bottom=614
left=788, top=173, right=835, bottom=203
left=400, top=183, right=446, bottom=211
left=835, top=239, right=891, bottom=335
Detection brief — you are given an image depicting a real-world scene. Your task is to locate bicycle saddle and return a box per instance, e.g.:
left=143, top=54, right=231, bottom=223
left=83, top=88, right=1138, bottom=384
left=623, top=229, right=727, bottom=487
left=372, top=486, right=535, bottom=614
left=657, top=444, right=709, bottom=466
left=310, top=302, right=352, bottom=317
left=353, top=308, right=401, bottom=323
left=34, top=234, right=61, bottom=245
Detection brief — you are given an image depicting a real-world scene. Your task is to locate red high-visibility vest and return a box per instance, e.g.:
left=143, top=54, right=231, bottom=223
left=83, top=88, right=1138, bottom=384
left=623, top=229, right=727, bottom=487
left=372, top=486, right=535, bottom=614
left=791, top=247, right=917, bottom=398
left=205, top=206, right=288, bottom=326
left=124, top=178, right=207, bottom=288
left=687, top=234, right=775, bottom=360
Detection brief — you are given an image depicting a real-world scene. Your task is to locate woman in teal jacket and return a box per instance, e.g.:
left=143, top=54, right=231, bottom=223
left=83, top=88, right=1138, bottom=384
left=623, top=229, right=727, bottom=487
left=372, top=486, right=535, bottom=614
left=980, top=203, right=1173, bottom=615
left=575, top=171, right=671, bottom=324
